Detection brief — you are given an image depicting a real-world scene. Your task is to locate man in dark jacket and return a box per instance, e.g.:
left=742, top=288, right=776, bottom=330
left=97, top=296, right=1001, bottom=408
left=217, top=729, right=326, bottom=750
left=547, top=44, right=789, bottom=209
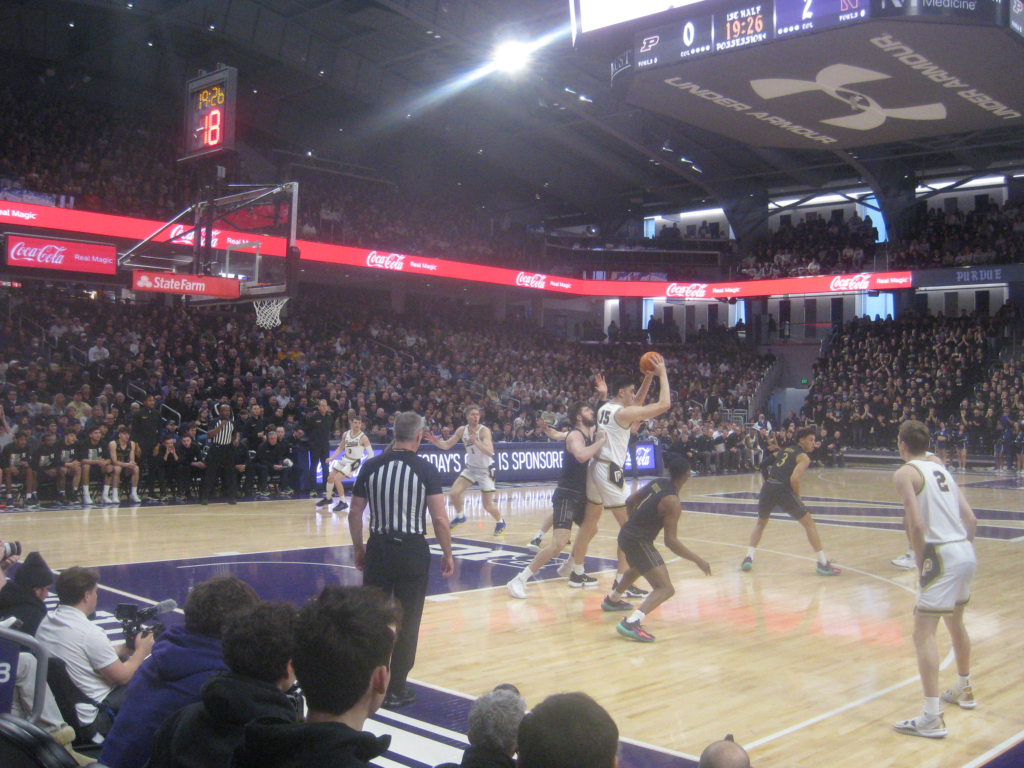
left=0, top=551, right=55, bottom=636
left=231, top=586, right=398, bottom=768
left=145, top=602, right=298, bottom=768
left=98, top=576, right=259, bottom=768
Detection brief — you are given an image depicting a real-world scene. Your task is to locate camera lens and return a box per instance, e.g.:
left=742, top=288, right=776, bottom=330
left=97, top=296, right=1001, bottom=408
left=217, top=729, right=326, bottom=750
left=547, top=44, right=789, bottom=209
left=3, top=541, right=21, bottom=558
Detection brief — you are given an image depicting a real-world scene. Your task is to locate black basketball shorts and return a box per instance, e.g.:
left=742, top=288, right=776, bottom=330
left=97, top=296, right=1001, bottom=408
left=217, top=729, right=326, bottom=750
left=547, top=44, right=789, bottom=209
left=757, top=479, right=808, bottom=520
left=618, top=530, right=665, bottom=575
left=551, top=488, right=586, bottom=530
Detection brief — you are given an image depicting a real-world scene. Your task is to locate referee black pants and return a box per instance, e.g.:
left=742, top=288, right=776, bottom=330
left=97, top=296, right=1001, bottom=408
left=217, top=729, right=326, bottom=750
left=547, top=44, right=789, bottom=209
left=201, top=444, right=237, bottom=502
left=309, top=443, right=331, bottom=492
left=363, top=533, right=430, bottom=694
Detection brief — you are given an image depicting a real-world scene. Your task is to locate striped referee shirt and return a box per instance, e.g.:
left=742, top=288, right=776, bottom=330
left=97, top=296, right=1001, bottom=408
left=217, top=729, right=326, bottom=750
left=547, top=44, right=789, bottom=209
left=352, top=450, right=442, bottom=536
left=209, top=417, right=236, bottom=446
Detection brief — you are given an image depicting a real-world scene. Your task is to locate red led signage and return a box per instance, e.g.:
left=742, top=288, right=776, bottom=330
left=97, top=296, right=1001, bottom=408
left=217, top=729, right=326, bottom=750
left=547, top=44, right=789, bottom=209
left=4, top=234, right=117, bottom=275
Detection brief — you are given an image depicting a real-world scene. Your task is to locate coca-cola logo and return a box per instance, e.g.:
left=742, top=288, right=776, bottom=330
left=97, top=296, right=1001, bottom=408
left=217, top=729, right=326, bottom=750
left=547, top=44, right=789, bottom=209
left=169, top=225, right=221, bottom=248
left=829, top=273, right=872, bottom=292
left=366, top=251, right=405, bottom=271
left=515, top=272, right=547, bottom=289
left=9, top=242, right=67, bottom=265
left=665, top=282, right=708, bottom=299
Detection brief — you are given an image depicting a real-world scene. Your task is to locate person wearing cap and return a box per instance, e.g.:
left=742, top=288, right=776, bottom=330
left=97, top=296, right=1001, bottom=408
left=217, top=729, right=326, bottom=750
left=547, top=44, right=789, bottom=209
left=0, top=550, right=55, bottom=636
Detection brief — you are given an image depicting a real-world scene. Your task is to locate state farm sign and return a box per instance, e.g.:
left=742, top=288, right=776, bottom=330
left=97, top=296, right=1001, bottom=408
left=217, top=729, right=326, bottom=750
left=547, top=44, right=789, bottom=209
left=5, top=235, right=117, bottom=275
left=132, top=271, right=241, bottom=299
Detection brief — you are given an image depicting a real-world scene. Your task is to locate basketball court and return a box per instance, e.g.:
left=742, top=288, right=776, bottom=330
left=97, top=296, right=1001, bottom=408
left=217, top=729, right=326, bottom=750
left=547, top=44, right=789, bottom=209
left=3, top=465, right=1022, bottom=768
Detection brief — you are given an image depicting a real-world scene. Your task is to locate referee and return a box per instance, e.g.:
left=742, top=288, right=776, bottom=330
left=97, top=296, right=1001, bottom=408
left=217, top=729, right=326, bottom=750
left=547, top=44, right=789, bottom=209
left=200, top=403, right=238, bottom=505
left=349, top=411, right=454, bottom=710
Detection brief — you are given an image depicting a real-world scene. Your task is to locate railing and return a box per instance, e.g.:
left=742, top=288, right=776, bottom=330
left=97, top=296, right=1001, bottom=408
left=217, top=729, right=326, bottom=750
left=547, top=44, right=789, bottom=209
left=127, top=382, right=148, bottom=404
left=161, top=403, right=181, bottom=424
left=747, top=362, right=781, bottom=422
left=18, top=316, right=56, bottom=361
left=365, top=335, right=415, bottom=365
left=68, top=345, right=88, bottom=366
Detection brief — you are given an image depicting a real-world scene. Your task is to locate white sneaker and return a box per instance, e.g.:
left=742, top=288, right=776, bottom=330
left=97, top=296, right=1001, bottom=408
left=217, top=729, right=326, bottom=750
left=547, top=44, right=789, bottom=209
left=130, top=490, right=142, bottom=503
left=83, top=490, right=93, bottom=505
left=894, top=713, right=946, bottom=739
left=557, top=558, right=574, bottom=578
left=101, top=489, right=111, bottom=504
left=941, top=684, right=976, bottom=709
left=111, top=490, right=120, bottom=504
left=507, top=577, right=527, bottom=599
left=892, top=552, right=915, bottom=569
left=526, top=536, right=543, bottom=554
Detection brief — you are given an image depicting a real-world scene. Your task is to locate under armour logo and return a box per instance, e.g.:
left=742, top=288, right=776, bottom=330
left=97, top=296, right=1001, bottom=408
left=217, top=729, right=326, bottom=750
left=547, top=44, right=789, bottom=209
left=640, top=36, right=660, bottom=52
left=750, top=64, right=946, bottom=130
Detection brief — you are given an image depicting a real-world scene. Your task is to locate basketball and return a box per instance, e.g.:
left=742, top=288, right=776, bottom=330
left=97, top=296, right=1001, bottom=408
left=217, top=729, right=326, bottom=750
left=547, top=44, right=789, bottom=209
left=639, top=351, right=663, bottom=375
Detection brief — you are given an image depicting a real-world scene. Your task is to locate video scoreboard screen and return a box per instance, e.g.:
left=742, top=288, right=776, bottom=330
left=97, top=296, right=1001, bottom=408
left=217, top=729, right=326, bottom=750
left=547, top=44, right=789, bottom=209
left=1011, top=0, right=1024, bottom=36
left=635, top=0, right=868, bottom=68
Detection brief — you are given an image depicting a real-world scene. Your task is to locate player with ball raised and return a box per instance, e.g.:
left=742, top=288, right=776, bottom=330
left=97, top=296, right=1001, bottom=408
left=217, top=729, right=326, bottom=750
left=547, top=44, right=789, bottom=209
left=562, top=351, right=673, bottom=593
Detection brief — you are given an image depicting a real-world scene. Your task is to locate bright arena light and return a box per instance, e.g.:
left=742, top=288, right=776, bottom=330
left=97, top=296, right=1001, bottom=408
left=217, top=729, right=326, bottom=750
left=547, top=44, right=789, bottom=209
left=493, top=41, right=531, bottom=72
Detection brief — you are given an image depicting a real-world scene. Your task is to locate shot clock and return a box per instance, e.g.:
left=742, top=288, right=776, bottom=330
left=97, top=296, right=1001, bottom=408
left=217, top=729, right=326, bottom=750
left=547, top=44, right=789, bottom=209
left=181, top=66, right=237, bottom=162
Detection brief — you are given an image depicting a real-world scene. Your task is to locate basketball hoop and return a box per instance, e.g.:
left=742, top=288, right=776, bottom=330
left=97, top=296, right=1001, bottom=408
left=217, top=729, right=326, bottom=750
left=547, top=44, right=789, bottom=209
left=253, top=297, right=289, bottom=329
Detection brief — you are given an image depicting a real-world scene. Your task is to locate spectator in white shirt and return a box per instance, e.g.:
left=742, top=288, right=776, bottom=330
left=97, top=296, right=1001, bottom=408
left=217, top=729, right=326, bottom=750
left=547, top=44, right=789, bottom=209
left=36, top=567, right=155, bottom=738
left=88, top=337, right=110, bottom=365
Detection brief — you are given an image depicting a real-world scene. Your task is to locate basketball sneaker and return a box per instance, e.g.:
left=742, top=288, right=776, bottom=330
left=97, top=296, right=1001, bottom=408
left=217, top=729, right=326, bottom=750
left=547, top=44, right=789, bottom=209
left=741, top=556, right=753, bottom=571
left=507, top=577, right=527, bottom=600
left=601, top=596, right=633, bottom=612
left=450, top=515, right=467, bottom=528
left=816, top=562, right=841, bottom=576
left=315, top=496, right=331, bottom=509
left=893, top=713, right=946, bottom=739
left=557, top=558, right=574, bottom=578
left=494, top=520, right=507, bottom=535
left=568, top=572, right=598, bottom=588
left=616, top=619, right=655, bottom=642
left=623, top=585, right=649, bottom=599
left=941, top=684, right=976, bottom=709
left=892, top=551, right=915, bottom=569
left=329, top=498, right=346, bottom=513
left=110, top=489, right=119, bottom=505
left=527, top=536, right=543, bottom=553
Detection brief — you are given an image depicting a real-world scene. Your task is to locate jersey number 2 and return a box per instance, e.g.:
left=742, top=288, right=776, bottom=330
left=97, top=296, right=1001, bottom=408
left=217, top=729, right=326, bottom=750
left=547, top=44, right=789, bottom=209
left=933, top=471, right=950, bottom=492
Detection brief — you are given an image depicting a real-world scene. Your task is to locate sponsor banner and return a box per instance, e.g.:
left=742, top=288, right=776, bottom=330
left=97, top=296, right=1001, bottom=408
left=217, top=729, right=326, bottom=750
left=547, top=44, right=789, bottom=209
left=910, top=264, right=1024, bottom=288
left=132, top=270, right=241, bottom=298
left=0, top=202, right=912, bottom=298
left=5, top=235, right=117, bottom=275
left=329, top=442, right=662, bottom=486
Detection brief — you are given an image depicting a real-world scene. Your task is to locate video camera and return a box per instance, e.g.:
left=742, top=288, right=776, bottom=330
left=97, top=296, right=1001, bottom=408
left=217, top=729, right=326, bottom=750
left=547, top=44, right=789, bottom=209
left=116, top=599, right=177, bottom=650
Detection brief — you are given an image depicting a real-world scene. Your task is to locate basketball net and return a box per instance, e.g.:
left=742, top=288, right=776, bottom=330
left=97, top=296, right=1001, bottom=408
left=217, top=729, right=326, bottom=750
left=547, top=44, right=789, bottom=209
left=253, top=297, right=289, bottom=329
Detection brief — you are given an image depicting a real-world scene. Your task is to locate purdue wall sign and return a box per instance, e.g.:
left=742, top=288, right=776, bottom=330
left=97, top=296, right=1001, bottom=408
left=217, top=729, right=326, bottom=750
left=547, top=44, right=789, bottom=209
left=627, top=19, right=1024, bottom=149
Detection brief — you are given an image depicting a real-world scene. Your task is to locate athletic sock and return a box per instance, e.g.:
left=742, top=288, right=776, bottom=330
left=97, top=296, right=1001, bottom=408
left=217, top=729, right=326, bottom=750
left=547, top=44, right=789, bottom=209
left=518, top=566, right=535, bottom=582
left=627, top=609, right=646, bottom=624
left=815, top=551, right=828, bottom=566
left=957, top=674, right=971, bottom=688
left=610, top=589, right=625, bottom=601
left=747, top=547, right=756, bottom=559
left=572, top=563, right=585, bottom=576
left=923, top=697, right=940, bottom=718
left=534, top=529, right=545, bottom=540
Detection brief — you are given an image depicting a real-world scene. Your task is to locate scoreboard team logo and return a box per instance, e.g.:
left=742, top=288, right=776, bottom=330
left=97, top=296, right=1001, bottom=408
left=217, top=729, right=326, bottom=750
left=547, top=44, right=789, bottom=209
left=751, top=63, right=947, bottom=131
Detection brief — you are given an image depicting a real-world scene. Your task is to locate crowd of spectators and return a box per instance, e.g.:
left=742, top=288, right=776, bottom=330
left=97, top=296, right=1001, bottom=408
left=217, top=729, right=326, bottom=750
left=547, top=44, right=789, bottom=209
left=0, top=285, right=775, bottom=506
left=801, top=306, right=1022, bottom=468
left=737, top=214, right=879, bottom=280
left=888, top=202, right=1024, bottom=271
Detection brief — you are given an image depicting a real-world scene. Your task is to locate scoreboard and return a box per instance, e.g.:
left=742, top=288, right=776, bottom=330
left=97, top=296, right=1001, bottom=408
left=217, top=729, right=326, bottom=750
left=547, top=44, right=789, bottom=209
left=181, top=66, right=237, bottom=162
left=633, top=0, right=1009, bottom=69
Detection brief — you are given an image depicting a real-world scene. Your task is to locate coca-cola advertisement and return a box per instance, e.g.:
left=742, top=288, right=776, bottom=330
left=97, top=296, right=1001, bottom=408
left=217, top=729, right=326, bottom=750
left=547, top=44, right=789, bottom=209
left=365, top=251, right=406, bottom=271
left=5, top=235, right=117, bottom=275
left=515, top=272, right=548, bottom=289
left=132, top=271, right=241, bottom=299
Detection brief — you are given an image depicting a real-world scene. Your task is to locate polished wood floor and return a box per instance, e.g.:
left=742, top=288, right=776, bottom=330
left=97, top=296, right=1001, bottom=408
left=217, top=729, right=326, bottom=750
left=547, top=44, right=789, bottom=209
left=4, top=467, right=1022, bottom=768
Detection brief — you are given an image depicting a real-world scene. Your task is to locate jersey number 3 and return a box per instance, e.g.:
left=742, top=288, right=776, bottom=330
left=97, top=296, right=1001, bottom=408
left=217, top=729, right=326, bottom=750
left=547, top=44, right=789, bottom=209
left=934, top=471, right=950, bottom=493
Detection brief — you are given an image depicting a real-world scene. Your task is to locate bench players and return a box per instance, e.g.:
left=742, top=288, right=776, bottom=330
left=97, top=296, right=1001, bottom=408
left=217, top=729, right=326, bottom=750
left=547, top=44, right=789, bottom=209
left=317, top=415, right=373, bottom=513
left=425, top=405, right=507, bottom=535
left=565, top=358, right=672, bottom=590
left=740, top=426, right=840, bottom=576
left=602, top=456, right=711, bottom=642
left=892, top=420, right=977, bottom=739
left=506, top=401, right=607, bottom=598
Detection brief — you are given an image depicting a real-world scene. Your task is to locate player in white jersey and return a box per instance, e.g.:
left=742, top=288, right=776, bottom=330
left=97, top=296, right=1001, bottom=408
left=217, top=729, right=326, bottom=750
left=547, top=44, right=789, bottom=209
left=561, top=358, right=672, bottom=589
left=318, top=416, right=373, bottom=513
left=425, top=405, right=506, bottom=535
left=892, top=420, right=978, bottom=739
left=892, top=450, right=945, bottom=569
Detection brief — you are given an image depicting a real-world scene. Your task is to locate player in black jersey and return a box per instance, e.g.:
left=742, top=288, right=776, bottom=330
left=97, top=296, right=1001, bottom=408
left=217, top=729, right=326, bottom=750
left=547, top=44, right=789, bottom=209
left=107, top=425, right=143, bottom=505
left=58, top=431, right=82, bottom=505
left=741, top=426, right=840, bottom=576
left=506, top=400, right=608, bottom=599
left=601, top=456, right=710, bottom=642
left=31, top=433, right=62, bottom=507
